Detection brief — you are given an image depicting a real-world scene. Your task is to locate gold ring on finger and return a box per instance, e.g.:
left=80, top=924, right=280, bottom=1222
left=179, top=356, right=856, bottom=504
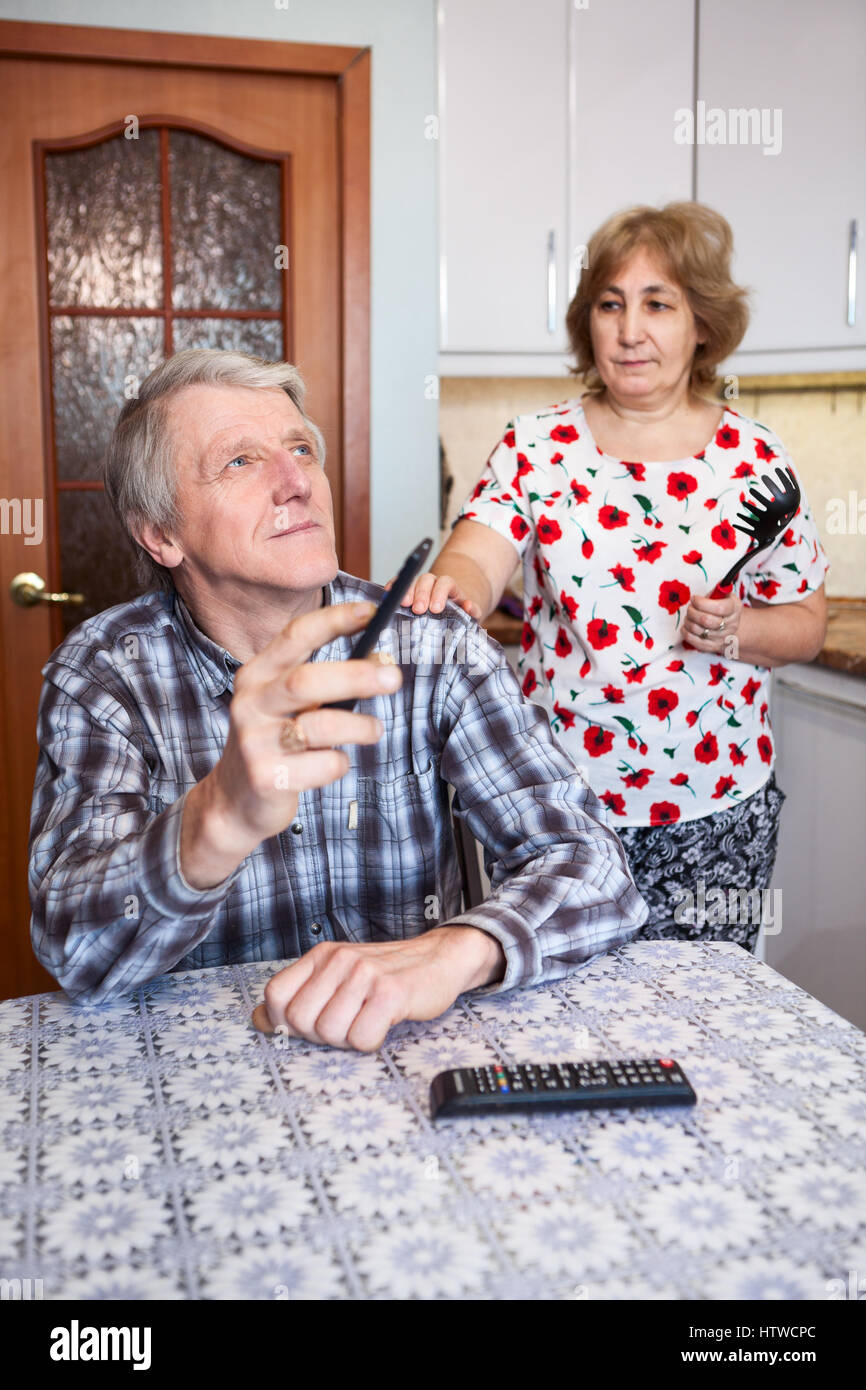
left=279, top=715, right=309, bottom=753
left=701, top=626, right=710, bottom=640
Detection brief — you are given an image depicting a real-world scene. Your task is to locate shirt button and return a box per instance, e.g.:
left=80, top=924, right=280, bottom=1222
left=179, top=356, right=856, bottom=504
left=291, top=821, right=303, bottom=835
left=310, top=922, right=322, bottom=936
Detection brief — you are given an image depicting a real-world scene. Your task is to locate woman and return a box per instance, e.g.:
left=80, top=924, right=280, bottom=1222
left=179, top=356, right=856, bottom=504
left=398, top=202, right=829, bottom=951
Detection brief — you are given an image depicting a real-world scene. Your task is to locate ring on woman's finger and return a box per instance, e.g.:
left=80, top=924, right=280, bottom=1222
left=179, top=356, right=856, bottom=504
left=279, top=715, right=309, bottom=752
left=718, top=618, right=727, bottom=633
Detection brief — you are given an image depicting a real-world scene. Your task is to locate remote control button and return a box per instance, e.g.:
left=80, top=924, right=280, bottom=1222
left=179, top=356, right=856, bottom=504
left=659, top=1059, right=674, bottom=1068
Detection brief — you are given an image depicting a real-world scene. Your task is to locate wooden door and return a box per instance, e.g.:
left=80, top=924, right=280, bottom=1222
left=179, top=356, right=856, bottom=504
left=0, top=21, right=370, bottom=1001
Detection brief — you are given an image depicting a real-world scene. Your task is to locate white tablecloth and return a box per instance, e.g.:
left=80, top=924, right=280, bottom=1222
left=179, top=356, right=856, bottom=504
left=1, top=940, right=865, bottom=1299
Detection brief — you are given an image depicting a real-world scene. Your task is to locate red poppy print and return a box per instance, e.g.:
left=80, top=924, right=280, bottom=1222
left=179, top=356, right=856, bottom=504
left=658, top=579, right=690, bottom=614
left=711, top=521, right=737, bottom=549
left=622, top=768, right=653, bottom=788
left=695, top=732, right=719, bottom=763
left=587, top=617, right=619, bottom=650
left=667, top=471, right=698, bottom=500
left=650, top=801, right=681, bottom=826
left=550, top=424, right=579, bottom=444
left=755, top=437, right=776, bottom=461
left=602, top=685, right=624, bottom=704
left=552, top=701, right=575, bottom=729
left=620, top=462, right=646, bottom=481
left=599, top=504, right=629, bottom=530
left=520, top=622, right=534, bottom=652
left=584, top=725, right=614, bottom=757
left=734, top=461, right=755, bottom=478
left=570, top=480, right=591, bottom=504
left=537, top=515, right=562, bottom=544
left=522, top=669, right=537, bottom=697
left=560, top=589, right=578, bottom=620
left=670, top=772, right=690, bottom=787
left=712, top=776, right=736, bottom=799
left=648, top=688, right=679, bottom=720
left=758, top=735, right=772, bottom=764
left=601, top=791, right=626, bottom=816
left=755, top=577, right=780, bottom=600
left=716, top=425, right=740, bottom=449
left=634, top=539, right=667, bottom=563
left=554, top=627, right=572, bottom=658
left=503, top=429, right=516, bottom=448
left=741, top=677, right=761, bottom=705
left=608, top=564, right=635, bottom=592
left=510, top=515, right=529, bottom=541
left=729, top=742, right=747, bottom=765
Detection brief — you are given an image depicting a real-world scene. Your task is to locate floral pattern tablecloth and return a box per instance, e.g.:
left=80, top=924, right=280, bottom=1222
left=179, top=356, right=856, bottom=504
left=1, top=940, right=865, bottom=1300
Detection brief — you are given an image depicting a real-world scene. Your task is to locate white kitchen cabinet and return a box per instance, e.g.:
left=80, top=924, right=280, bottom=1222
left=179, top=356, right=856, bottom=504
left=439, top=0, right=866, bottom=377
left=693, top=0, right=866, bottom=374
left=567, top=0, right=695, bottom=286
left=438, top=0, right=570, bottom=360
left=438, top=0, right=694, bottom=374
left=765, top=662, right=866, bottom=1030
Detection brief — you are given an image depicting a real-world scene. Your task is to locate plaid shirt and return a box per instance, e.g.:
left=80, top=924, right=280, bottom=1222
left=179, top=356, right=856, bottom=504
left=28, top=571, right=648, bottom=1004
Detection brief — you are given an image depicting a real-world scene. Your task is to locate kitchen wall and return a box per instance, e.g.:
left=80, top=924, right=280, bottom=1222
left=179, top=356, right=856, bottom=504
left=0, top=0, right=440, bottom=586
left=439, top=380, right=866, bottom=598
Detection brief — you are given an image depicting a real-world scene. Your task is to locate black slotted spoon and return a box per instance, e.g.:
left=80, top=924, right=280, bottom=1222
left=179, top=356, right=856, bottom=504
left=712, top=465, right=801, bottom=596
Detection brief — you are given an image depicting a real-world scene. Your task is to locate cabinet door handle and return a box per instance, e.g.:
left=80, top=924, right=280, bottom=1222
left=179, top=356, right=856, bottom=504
left=547, top=229, right=557, bottom=334
left=847, top=218, right=858, bottom=327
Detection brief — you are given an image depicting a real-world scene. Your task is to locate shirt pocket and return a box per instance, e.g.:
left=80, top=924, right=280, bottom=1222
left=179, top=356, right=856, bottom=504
left=145, top=778, right=200, bottom=815
left=357, top=755, right=443, bottom=939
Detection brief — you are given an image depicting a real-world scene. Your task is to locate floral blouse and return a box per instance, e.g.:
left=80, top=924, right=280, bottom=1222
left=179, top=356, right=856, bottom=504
left=455, top=400, right=829, bottom=827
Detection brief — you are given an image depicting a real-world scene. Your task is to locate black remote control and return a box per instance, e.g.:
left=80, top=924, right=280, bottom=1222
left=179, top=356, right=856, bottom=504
left=429, top=1057, right=696, bottom=1120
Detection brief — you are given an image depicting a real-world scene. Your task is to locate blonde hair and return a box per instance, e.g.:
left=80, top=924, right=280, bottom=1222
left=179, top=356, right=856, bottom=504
left=103, top=348, right=326, bottom=593
left=565, top=202, right=750, bottom=393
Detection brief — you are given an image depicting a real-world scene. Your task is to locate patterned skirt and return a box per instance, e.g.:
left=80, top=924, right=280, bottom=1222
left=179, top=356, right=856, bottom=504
left=616, top=773, right=786, bottom=954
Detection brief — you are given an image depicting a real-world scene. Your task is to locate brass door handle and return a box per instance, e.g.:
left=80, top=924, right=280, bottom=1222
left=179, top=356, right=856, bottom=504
left=10, top=571, right=84, bottom=607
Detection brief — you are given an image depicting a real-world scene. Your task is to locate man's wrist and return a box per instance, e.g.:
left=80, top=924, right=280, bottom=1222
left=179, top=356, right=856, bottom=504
left=434, top=923, right=507, bottom=991
left=180, top=775, right=258, bottom=889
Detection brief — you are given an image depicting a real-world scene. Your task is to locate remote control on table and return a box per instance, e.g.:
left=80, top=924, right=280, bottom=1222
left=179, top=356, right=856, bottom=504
left=429, top=1057, right=696, bottom=1120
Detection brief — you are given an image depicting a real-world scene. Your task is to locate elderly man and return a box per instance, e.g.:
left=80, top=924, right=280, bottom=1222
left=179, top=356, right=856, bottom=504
left=29, top=349, right=647, bottom=1051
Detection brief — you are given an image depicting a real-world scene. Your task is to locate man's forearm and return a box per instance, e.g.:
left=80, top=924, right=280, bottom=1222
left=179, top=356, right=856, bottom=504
left=179, top=775, right=261, bottom=889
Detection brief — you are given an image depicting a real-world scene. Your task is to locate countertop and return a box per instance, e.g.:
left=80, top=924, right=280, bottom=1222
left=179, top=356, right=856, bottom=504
left=484, top=598, right=866, bottom=680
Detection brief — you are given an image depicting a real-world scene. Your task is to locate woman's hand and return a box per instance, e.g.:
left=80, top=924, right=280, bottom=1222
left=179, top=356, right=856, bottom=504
left=383, top=571, right=483, bottom=622
left=682, top=585, right=743, bottom=654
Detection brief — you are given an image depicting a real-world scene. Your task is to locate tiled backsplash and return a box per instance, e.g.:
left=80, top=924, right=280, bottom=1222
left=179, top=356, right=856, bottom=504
left=439, top=379, right=866, bottom=598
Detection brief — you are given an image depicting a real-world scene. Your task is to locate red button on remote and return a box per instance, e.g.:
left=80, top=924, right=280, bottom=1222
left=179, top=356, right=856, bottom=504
left=659, top=1058, right=674, bottom=1068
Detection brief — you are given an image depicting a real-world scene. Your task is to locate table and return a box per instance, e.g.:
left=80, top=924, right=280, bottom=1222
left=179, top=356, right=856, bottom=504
left=1, top=940, right=865, bottom=1300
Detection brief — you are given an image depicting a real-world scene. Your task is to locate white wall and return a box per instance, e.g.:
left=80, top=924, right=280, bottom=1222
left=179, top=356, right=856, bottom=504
left=0, top=0, right=439, bottom=584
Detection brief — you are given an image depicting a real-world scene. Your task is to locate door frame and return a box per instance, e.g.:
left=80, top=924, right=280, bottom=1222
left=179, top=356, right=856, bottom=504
left=0, top=18, right=371, bottom=579
left=0, top=19, right=370, bottom=1001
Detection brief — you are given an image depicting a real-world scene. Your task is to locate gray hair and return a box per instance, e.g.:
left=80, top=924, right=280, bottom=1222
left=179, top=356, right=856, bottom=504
left=103, top=348, right=327, bottom=594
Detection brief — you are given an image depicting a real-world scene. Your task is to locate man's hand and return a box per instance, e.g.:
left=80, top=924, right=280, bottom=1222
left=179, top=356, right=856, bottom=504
left=250, top=926, right=506, bottom=1052
left=180, top=600, right=403, bottom=888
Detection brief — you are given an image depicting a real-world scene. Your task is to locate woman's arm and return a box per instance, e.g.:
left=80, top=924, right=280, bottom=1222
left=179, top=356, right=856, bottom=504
left=685, top=585, right=828, bottom=668
left=736, top=587, right=827, bottom=667
left=396, top=519, right=521, bottom=622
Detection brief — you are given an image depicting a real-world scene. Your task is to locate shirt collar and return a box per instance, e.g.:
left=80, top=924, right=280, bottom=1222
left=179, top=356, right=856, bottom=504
left=170, top=576, right=342, bottom=698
